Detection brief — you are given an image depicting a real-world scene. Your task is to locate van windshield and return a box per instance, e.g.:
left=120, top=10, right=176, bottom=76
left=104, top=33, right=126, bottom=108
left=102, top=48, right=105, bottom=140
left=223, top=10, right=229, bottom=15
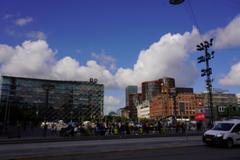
left=212, top=123, right=234, bottom=131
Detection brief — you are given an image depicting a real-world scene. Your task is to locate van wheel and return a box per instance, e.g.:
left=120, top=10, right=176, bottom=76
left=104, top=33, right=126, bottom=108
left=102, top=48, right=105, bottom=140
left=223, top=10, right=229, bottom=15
left=226, top=139, right=233, bottom=148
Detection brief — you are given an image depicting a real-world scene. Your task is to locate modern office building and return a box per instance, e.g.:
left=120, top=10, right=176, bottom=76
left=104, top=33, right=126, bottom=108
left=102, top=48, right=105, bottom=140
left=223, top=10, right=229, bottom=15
left=142, top=80, right=161, bottom=101
left=117, top=108, right=130, bottom=119
left=202, top=90, right=238, bottom=119
left=159, top=77, right=175, bottom=94
left=128, top=93, right=142, bottom=107
left=125, top=86, right=138, bottom=106
left=0, top=75, right=104, bottom=125
left=142, top=77, right=175, bottom=101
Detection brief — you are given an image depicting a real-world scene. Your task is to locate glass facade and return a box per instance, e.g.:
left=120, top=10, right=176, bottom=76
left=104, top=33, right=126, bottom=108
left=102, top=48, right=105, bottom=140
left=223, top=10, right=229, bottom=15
left=142, top=81, right=161, bottom=101
left=125, top=86, right=138, bottom=106
left=0, top=76, right=104, bottom=124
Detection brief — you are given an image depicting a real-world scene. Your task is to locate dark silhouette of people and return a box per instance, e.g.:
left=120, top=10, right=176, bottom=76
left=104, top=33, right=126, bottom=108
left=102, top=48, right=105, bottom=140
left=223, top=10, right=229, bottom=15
left=43, top=121, right=47, bottom=137
left=17, top=121, right=21, bottom=138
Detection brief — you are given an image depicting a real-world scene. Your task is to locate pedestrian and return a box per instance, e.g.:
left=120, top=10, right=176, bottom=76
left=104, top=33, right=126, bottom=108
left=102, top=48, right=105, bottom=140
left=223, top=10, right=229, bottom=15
left=17, top=121, right=21, bottom=138
left=181, top=122, right=186, bottom=134
left=43, top=121, right=47, bottom=137
left=176, top=122, right=180, bottom=134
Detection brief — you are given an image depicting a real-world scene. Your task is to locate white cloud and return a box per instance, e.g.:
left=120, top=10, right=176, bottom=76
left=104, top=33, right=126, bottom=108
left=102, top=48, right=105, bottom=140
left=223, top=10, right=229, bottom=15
left=104, top=96, right=123, bottom=114
left=0, top=44, right=15, bottom=64
left=15, top=17, right=33, bottom=26
left=51, top=58, right=116, bottom=87
left=0, top=40, right=116, bottom=87
left=115, top=27, right=201, bottom=87
left=219, top=62, right=240, bottom=86
left=0, top=40, right=55, bottom=78
left=213, top=15, right=240, bottom=87
left=210, top=15, right=240, bottom=49
left=91, top=52, right=117, bottom=71
left=1, top=15, right=240, bottom=112
left=25, top=31, right=47, bottom=40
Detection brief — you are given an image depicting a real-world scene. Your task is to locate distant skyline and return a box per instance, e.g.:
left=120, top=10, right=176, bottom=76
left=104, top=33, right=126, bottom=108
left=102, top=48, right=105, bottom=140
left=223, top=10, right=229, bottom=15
left=1, top=0, right=240, bottom=114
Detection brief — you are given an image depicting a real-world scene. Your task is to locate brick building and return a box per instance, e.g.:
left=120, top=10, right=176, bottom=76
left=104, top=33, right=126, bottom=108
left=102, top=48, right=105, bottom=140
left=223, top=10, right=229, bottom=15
left=150, top=92, right=204, bottom=120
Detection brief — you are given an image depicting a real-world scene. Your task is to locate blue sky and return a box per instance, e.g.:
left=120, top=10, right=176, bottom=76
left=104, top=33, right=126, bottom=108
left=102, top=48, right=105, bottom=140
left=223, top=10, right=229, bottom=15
left=1, top=0, right=240, bottom=113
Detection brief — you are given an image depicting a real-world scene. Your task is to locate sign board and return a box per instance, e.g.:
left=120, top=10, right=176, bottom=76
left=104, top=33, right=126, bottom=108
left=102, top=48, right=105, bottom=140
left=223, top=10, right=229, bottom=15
left=195, top=113, right=205, bottom=121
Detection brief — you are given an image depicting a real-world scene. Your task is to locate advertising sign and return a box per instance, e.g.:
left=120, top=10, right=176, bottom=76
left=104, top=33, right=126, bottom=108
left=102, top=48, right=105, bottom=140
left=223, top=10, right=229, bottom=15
left=195, top=113, right=205, bottom=121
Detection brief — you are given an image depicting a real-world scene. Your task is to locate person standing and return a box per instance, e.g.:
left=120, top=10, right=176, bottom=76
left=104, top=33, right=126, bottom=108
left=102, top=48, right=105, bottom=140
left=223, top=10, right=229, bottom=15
left=17, top=121, right=21, bottom=138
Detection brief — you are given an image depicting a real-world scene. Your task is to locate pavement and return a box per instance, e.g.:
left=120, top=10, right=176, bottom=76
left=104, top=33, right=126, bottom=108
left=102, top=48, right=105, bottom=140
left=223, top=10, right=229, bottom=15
left=0, top=131, right=203, bottom=145
left=0, top=136, right=203, bottom=160
left=28, top=145, right=240, bottom=160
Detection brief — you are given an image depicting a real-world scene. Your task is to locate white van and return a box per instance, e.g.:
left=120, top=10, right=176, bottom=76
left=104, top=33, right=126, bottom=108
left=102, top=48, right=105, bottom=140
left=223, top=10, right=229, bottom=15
left=202, top=119, right=240, bottom=148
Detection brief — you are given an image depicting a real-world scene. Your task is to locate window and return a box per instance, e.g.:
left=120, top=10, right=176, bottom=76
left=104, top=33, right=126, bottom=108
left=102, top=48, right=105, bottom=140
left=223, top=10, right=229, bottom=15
left=213, top=123, right=234, bottom=131
left=218, top=106, right=225, bottom=112
left=232, top=107, right=236, bottom=111
left=232, top=124, right=240, bottom=133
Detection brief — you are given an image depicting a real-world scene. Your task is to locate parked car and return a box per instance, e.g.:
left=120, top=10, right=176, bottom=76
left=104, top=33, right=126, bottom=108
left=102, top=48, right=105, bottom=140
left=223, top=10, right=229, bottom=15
left=202, top=119, right=240, bottom=148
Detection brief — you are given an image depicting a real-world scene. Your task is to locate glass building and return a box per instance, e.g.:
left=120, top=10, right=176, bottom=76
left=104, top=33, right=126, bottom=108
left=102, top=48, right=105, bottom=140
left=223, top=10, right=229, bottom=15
left=0, top=75, right=104, bottom=125
left=125, top=86, right=138, bottom=106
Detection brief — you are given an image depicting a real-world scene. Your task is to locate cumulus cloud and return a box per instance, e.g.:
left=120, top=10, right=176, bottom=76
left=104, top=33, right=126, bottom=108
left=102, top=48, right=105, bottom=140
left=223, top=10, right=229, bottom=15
left=25, top=31, right=47, bottom=40
left=115, top=27, right=201, bottom=87
left=210, top=15, right=240, bottom=49
left=0, top=40, right=116, bottom=87
left=1, top=15, right=240, bottom=112
left=15, top=17, right=33, bottom=26
left=219, top=62, right=240, bottom=86
left=0, top=40, right=55, bottom=78
left=104, top=96, right=123, bottom=114
left=91, top=52, right=117, bottom=71
left=1, top=15, right=240, bottom=89
left=214, top=15, right=240, bottom=87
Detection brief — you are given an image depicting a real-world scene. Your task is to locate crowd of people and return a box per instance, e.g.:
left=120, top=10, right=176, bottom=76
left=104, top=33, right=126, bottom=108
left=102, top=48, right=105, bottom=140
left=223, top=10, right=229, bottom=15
left=0, top=118, right=205, bottom=138
left=43, top=119, right=205, bottom=137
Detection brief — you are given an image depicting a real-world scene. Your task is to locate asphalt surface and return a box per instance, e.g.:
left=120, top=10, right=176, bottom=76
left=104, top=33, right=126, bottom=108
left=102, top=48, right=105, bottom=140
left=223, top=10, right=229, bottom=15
left=0, top=132, right=203, bottom=145
left=0, top=136, right=201, bottom=160
left=26, top=146, right=240, bottom=160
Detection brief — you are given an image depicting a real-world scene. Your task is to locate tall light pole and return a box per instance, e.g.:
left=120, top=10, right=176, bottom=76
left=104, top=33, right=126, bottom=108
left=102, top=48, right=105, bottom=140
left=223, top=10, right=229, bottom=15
left=196, top=38, right=215, bottom=126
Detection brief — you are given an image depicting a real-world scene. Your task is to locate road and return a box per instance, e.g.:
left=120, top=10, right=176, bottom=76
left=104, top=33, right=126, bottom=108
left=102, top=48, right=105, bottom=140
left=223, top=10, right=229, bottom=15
left=27, top=146, right=240, bottom=160
left=0, top=136, right=239, bottom=160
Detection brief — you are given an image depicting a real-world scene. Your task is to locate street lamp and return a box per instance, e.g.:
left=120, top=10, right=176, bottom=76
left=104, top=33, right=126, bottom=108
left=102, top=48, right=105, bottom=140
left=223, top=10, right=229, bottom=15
left=196, top=38, right=215, bottom=126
